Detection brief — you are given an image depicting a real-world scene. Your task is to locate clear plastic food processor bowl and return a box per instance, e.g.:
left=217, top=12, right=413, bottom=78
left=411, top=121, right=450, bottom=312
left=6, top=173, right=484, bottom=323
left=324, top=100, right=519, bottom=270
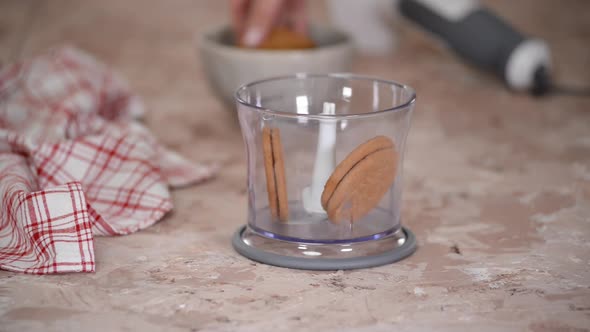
left=233, top=74, right=417, bottom=270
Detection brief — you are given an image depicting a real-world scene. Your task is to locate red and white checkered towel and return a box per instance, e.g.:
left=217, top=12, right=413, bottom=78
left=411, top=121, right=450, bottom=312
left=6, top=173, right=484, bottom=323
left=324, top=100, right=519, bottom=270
left=0, top=46, right=215, bottom=274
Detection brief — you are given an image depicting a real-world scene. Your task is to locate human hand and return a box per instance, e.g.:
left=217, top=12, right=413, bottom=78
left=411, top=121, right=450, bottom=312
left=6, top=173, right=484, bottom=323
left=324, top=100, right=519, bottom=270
left=231, top=0, right=308, bottom=47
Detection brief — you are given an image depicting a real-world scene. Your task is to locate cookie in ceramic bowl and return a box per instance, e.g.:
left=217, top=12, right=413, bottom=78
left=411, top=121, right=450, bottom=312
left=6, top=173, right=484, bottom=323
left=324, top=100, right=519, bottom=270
left=198, top=25, right=353, bottom=105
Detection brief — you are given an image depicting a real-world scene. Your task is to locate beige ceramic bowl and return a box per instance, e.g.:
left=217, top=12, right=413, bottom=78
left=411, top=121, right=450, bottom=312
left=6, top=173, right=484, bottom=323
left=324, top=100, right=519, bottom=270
left=198, top=25, right=354, bottom=104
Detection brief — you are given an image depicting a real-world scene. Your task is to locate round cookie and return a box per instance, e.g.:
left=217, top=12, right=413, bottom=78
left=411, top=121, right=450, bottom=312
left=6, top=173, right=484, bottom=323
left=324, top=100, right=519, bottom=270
left=321, top=136, right=394, bottom=209
left=262, top=127, right=279, bottom=220
left=262, top=127, right=289, bottom=222
left=326, top=148, right=397, bottom=224
left=271, top=128, right=289, bottom=222
left=321, top=136, right=398, bottom=224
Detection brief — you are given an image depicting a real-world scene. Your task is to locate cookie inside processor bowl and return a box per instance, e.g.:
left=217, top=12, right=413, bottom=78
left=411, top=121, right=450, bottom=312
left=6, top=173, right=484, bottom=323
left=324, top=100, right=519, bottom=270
left=233, top=74, right=417, bottom=270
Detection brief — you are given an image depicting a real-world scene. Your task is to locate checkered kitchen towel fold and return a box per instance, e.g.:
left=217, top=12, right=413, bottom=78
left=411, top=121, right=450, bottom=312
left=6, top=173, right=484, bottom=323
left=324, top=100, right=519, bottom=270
left=0, top=46, right=215, bottom=274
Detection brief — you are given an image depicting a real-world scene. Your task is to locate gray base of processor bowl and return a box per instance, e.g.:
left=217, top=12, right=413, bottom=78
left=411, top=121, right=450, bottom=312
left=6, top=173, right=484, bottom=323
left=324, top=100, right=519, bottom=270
left=232, top=225, right=417, bottom=270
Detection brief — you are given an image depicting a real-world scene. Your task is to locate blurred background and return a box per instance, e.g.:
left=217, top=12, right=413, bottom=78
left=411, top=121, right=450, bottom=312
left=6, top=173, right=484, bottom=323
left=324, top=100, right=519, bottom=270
left=0, top=0, right=590, bottom=176
left=2, top=0, right=588, bottom=201
left=1, top=0, right=589, bottom=191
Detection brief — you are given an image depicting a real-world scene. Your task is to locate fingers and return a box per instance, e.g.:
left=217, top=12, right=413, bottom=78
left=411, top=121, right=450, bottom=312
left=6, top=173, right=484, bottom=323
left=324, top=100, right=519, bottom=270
left=242, top=0, right=285, bottom=47
left=287, top=0, right=308, bottom=35
left=230, top=0, right=249, bottom=40
left=234, top=0, right=309, bottom=47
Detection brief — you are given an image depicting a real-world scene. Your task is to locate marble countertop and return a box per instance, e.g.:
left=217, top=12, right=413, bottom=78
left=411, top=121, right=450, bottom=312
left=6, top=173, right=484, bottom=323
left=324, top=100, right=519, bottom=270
left=1, top=0, right=589, bottom=331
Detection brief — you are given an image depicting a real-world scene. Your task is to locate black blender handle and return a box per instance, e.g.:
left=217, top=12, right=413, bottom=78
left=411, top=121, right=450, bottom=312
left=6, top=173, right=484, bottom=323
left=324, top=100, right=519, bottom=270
left=398, top=0, right=558, bottom=95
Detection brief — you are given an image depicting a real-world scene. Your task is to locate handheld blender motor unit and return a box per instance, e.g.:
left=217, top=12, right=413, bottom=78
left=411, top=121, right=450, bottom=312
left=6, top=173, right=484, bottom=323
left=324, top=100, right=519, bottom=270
left=399, top=0, right=589, bottom=97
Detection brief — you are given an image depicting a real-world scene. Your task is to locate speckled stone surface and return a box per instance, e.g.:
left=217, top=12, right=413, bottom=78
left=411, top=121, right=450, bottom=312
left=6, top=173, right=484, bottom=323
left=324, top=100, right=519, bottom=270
left=1, top=1, right=589, bottom=331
